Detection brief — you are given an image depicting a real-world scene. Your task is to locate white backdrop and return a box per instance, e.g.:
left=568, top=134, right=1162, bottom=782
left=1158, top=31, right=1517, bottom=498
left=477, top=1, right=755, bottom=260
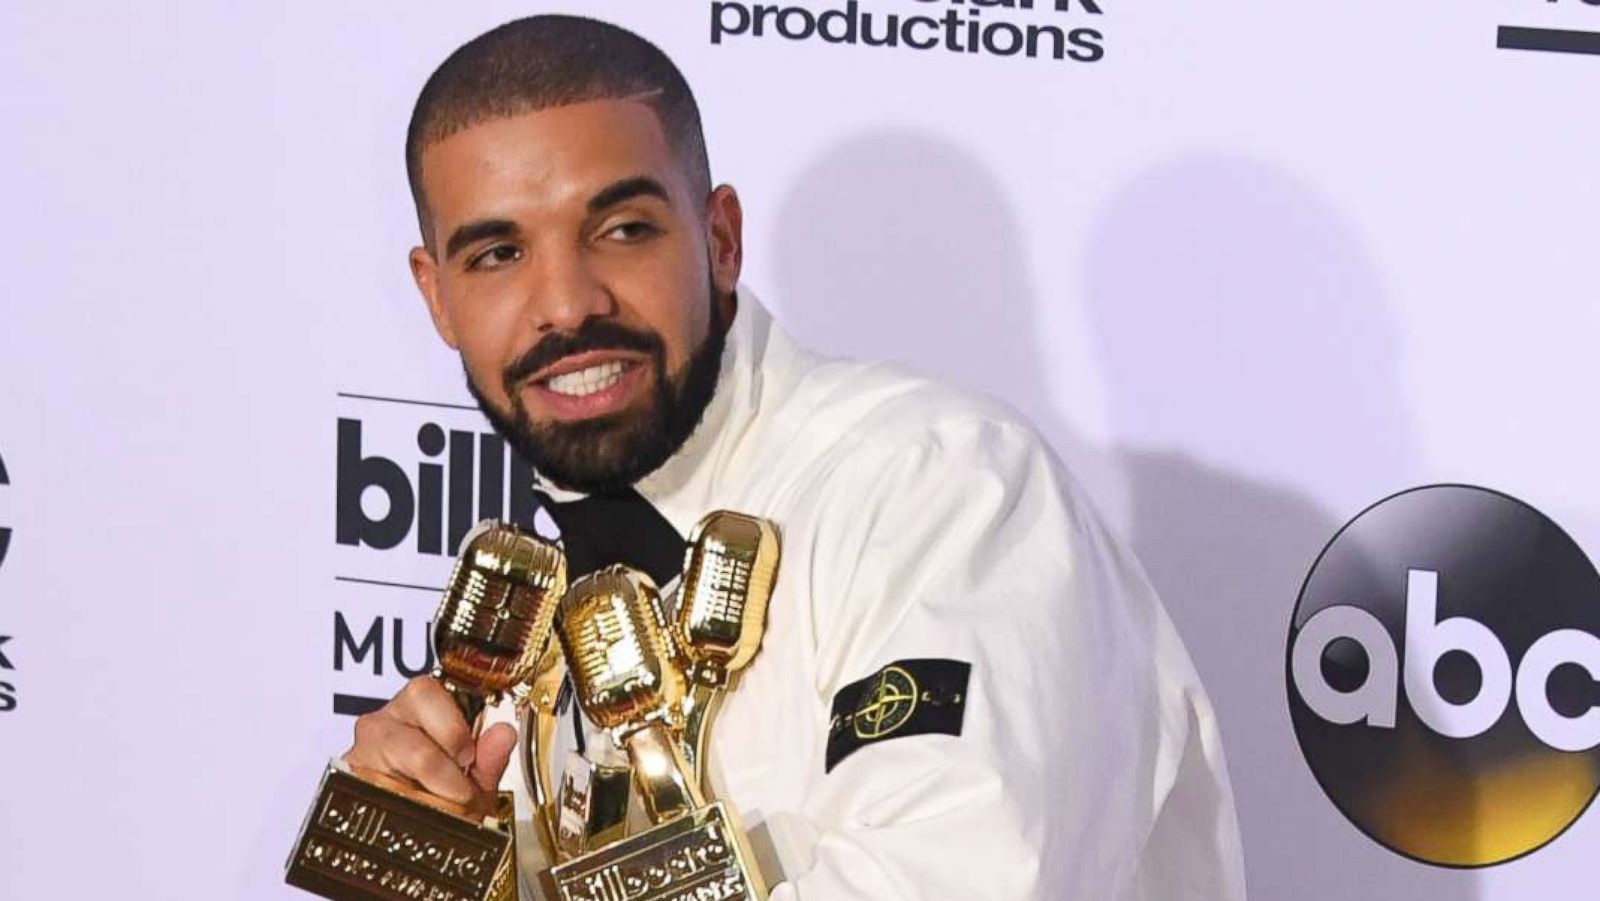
left=1, top=1, right=1596, bottom=898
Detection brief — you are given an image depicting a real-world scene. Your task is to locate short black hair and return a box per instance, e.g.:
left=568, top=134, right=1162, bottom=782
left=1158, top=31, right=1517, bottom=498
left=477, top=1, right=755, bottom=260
left=405, top=15, right=712, bottom=249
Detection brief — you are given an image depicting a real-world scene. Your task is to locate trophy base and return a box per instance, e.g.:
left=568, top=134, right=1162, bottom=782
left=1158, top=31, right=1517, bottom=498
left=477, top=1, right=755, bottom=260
left=542, top=801, right=766, bottom=901
left=286, top=762, right=516, bottom=901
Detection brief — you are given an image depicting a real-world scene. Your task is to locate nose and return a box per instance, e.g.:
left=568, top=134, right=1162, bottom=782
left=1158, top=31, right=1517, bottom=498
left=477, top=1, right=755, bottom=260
left=525, top=245, right=615, bottom=334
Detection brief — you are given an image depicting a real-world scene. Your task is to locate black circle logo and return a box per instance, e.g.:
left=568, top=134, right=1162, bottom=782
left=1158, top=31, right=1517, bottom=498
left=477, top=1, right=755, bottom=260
left=1287, top=484, right=1600, bottom=867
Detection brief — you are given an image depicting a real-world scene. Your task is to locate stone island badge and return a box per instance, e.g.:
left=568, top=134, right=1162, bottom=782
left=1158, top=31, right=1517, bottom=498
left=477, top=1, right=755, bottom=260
left=826, top=658, right=971, bottom=772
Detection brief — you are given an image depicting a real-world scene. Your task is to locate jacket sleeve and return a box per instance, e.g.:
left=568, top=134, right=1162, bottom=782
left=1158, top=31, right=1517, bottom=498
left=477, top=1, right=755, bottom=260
left=764, top=410, right=1245, bottom=901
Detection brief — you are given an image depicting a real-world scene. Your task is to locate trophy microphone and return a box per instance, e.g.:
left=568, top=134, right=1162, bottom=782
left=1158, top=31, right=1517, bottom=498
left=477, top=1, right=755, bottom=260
left=544, top=561, right=772, bottom=901
left=286, top=520, right=567, bottom=901
left=436, top=521, right=573, bottom=864
left=434, top=520, right=569, bottom=726
left=558, top=565, right=704, bottom=823
left=675, top=511, right=780, bottom=786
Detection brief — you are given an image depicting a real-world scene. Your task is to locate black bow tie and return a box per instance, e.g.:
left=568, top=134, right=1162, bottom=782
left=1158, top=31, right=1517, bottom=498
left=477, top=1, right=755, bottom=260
left=534, top=487, right=686, bottom=588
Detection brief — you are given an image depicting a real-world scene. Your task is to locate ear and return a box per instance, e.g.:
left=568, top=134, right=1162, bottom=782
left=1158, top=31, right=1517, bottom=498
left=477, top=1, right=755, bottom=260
left=409, top=245, right=458, bottom=349
left=705, top=184, right=744, bottom=305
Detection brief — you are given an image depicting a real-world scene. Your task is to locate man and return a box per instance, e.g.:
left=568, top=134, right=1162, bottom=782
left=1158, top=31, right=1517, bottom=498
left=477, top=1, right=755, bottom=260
left=345, top=14, right=1245, bottom=900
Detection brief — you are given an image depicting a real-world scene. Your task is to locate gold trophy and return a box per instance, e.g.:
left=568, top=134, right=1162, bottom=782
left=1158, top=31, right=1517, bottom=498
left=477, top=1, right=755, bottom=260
left=286, top=521, right=568, bottom=901
left=675, top=512, right=780, bottom=788
left=534, top=510, right=780, bottom=901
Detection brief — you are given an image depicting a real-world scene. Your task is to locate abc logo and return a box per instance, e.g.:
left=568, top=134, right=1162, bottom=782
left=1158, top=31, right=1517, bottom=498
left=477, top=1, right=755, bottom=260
left=1288, top=485, right=1600, bottom=867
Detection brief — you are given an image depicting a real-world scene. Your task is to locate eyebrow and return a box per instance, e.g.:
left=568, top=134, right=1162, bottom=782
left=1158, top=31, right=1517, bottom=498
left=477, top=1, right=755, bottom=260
left=444, top=218, right=519, bottom=262
left=587, top=176, right=670, bottom=215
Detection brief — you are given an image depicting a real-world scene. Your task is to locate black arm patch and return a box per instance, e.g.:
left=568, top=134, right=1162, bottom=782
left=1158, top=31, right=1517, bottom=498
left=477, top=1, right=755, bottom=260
left=825, top=658, right=971, bottom=773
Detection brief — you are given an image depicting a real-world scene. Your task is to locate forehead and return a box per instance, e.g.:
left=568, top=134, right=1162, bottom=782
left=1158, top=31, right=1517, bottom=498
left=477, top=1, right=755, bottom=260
left=418, top=99, right=686, bottom=230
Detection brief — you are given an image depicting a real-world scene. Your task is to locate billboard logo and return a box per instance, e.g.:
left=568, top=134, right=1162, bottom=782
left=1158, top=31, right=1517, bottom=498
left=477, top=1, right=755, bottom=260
left=1288, top=485, right=1600, bottom=867
left=336, top=416, right=540, bottom=556
left=329, top=393, right=553, bottom=717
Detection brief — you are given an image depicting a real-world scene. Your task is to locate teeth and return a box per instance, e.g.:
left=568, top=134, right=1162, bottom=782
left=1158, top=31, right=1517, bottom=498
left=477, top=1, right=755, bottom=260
left=545, top=361, right=626, bottom=398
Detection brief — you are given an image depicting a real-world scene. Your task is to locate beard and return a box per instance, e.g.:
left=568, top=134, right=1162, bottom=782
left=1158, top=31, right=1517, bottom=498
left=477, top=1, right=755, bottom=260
left=465, top=289, right=728, bottom=496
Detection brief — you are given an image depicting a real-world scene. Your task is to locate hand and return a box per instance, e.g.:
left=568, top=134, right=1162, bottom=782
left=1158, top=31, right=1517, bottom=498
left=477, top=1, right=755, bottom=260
left=344, top=676, right=518, bottom=815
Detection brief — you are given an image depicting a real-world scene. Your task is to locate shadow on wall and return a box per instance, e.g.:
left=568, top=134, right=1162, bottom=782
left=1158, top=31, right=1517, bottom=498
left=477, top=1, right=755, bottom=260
left=1082, top=154, right=1474, bottom=901
left=768, top=130, right=1109, bottom=489
left=773, top=135, right=1478, bottom=900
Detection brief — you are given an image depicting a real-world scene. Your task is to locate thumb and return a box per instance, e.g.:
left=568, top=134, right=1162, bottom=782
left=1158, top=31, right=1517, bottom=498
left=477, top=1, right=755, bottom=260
left=471, top=722, right=518, bottom=794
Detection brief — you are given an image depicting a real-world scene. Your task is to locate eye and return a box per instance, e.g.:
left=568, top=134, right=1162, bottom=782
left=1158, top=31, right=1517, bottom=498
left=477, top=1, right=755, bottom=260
left=603, top=220, right=660, bottom=243
left=466, top=244, right=522, bottom=271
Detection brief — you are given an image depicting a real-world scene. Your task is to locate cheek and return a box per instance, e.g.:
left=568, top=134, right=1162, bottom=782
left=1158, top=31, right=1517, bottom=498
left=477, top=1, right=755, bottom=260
left=442, top=279, right=528, bottom=400
left=608, top=241, right=712, bottom=370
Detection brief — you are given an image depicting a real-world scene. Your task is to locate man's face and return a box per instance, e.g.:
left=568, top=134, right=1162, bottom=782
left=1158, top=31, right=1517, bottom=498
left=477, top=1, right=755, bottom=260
left=409, top=100, right=742, bottom=493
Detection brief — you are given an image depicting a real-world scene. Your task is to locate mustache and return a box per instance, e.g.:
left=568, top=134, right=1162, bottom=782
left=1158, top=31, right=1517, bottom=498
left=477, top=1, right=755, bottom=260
left=503, top=319, right=664, bottom=387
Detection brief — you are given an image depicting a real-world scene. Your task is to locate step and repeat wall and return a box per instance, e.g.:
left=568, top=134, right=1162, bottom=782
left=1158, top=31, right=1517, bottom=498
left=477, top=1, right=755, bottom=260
left=1, top=1, right=1596, bottom=898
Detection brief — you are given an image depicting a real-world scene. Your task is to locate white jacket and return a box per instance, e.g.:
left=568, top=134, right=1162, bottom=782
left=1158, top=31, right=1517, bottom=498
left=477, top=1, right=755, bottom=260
left=505, top=290, right=1246, bottom=901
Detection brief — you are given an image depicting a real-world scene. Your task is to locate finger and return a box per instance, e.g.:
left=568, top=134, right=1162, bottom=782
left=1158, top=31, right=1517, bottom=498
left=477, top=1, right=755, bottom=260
left=472, top=722, right=518, bottom=794
left=346, top=710, right=406, bottom=772
left=347, top=710, right=479, bottom=806
left=390, top=676, right=476, bottom=767
left=381, top=725, right=481, bottom=805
